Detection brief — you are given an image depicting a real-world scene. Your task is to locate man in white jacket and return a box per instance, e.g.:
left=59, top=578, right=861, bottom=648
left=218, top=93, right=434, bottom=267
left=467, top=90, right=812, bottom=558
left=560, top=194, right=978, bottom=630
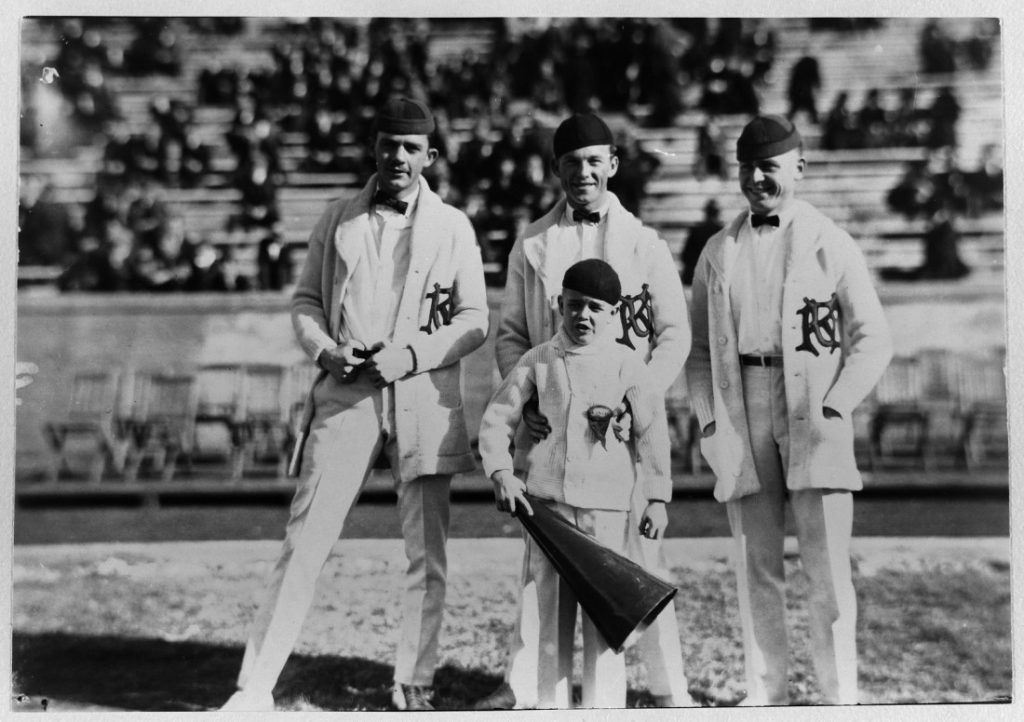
left=475, top=112, right=694, bottom=710
left=686, top=114, right=892, bottom=706
left=221, top=97, right=489, bottom=712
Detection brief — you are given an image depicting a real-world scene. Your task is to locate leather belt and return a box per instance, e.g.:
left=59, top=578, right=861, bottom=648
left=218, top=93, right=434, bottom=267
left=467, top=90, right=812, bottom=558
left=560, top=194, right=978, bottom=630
left=739, top=354, right=782, bottom=367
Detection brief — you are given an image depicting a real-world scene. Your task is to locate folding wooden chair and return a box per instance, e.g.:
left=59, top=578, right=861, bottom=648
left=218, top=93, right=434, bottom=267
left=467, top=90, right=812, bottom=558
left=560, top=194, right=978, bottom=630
left=664, top=370, right=701, bottom=474
left=915, top=348, right=963, bottom=469
left=235, top=363, right=291, bottom=480
left=123, top=371, right=199, bottom=483
left=957, top=352, right=1008, bottom=470
left=42, top=368, right=129, bottom=484
left=869, top=355, right=928, bottom=469
left=194, top=363, right=246, bottom=479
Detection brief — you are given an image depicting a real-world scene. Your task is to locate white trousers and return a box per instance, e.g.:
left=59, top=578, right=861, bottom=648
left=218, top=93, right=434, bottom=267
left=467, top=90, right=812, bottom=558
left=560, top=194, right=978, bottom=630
left=525, top=501, right=627, bottom=709
left=726, top=365, right=858, bottom=705
left=505, top=479, right=691, bottom=706
left=235, top=377, right=451, bottom=695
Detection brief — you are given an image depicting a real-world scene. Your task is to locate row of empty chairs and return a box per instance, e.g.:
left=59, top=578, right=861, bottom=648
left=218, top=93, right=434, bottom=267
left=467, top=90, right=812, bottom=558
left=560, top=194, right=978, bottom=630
left=42, top=362, right=318, bottom=484
left=41, top=347, right=1006, bottom=487
left=664, top=347, right=1007, bottom=474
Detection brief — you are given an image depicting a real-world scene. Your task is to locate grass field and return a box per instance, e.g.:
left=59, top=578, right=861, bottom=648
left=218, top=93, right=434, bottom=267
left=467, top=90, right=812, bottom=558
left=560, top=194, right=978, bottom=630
left=10, top=537, right=1011, bottom=713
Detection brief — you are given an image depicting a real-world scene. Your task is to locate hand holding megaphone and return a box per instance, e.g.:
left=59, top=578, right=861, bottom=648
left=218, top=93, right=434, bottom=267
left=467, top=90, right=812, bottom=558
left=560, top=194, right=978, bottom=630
left=490, top=469, right=534, bottom=516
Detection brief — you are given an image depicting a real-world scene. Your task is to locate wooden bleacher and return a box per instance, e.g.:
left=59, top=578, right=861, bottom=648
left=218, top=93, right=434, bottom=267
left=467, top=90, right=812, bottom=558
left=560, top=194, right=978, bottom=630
left=18, top=17, right=1004, bottom=287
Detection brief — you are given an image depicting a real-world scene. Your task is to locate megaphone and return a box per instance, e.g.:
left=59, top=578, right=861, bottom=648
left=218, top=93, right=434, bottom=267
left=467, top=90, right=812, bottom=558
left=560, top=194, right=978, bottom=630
left=515, top=497, right=678, bottom=653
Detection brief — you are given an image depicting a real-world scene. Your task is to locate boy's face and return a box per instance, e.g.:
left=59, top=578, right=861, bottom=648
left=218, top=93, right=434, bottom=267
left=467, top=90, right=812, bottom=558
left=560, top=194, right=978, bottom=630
left=558, top=288, right=618, bottom=346
left=553, top=144, right=619, bottom=212
left=374, top=132, right=438, bottom=197
left=738, top=148, right=805, bottom=215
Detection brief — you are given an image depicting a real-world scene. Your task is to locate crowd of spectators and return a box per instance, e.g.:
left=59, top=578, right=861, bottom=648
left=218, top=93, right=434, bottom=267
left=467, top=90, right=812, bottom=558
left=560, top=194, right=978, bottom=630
left=19, top=16, right=1003, bottom=293
left=821, top=85, right=963, bottom=152
left=880, top=143, right=1002, bottom=282
left=919, top=19, right=999, bottom=75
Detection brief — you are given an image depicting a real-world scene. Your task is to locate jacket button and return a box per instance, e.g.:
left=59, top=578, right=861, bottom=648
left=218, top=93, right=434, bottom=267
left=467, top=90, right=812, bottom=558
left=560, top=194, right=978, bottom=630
left=719, top=380, right=729, bottom=389
left=718, top=336, right=728, bottom=345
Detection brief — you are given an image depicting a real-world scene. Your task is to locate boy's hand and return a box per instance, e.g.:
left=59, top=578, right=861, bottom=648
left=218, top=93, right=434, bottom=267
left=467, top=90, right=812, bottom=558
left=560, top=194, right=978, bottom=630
left=491, top=470, right=533, bottom=516
left=363, top=341, right=414, bottom=387
left=611, top=402, right=632, bottom=443
left=522, top=395, right=551, bottom=442
left=639, top=501, right=668, bottom=540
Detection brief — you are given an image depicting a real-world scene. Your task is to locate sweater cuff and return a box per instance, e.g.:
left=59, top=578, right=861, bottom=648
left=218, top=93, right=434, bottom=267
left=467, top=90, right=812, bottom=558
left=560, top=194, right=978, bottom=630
left=691, top=394, right=716, bottom=432
left=642, top=474, right=672, bottom=503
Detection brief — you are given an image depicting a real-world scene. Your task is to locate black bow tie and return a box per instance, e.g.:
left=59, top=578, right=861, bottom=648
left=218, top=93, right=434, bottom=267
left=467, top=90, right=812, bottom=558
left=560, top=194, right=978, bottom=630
left=572, top=209, right=601, bottom=224
left=374, top=191, right=408, bottom=215
left=751, top=213, right=780, bottom=229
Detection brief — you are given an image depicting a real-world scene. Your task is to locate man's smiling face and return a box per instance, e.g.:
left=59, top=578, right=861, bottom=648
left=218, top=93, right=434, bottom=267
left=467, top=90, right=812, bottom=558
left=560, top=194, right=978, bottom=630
left=738, top=148, right=805, bottom=215
left=554, top=144, right=619, bottom=212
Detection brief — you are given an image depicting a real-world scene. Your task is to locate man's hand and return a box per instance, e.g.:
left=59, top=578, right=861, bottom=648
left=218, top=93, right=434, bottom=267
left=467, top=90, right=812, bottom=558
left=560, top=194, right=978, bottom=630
left=318, top=341, right=369, bottom=384
left=491, top=470, right=533, bottom=516
left=701, top=420, right=716, bottom=438
left=522, top=395, right=551, bottom=442
left=363, top=341, right=414, bottom=387
left=639, top=501, right=668, bottom=540
left=611, top=402, right=632, bottom=443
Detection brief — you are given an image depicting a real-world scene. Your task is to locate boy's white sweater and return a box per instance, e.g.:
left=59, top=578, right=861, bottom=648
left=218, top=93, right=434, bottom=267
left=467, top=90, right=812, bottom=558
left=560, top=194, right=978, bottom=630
left=479, top=329, right=672, bottom=511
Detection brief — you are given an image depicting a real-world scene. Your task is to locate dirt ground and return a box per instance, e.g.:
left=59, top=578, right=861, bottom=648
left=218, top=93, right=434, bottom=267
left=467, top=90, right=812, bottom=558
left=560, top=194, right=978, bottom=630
left=10, top=536, right=1011, bottom=713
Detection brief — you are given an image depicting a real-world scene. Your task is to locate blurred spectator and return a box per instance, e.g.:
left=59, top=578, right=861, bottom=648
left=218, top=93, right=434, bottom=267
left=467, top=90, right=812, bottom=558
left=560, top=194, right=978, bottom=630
left=887, top=160, right=934, bottom=220
left=744, top=20, right=777, bottom=84
left=960, top=19, right=998, bottom=71
left=198, top=61, right=241, bottom=105
left=231, top=152, right=281, bottom=232
left=126, top=178, right=171, bottom=250
left=693, top=114, right=728, bottom=180
left=184, top=241, right=232, bottom=291
left=821, top=92, right=857, bottom=150
left=964, top=143, right=1003, bottom=216
left=787, top=48, right=822, bottom=124
left=891, top=87, right=926, bottom=147
left=257, top=231, right=293, bottom=290
left=887, top=148, right=970, bottom=221
left=609, top=128, right=662, bottom=215
left=880, top=205, right=970, bottom=282
left=680, top=199, right=723, bottom=285
left=855, top=88, right=888, bottom=148
left=924, top=85, right=961, bottom=150
left=919, top=20, right=957, bottom=74
left=124, top=19, right=183, bottom=76
left=19, top=177, right=79, bottom=266
left=700, top=55, right=759, bottom=116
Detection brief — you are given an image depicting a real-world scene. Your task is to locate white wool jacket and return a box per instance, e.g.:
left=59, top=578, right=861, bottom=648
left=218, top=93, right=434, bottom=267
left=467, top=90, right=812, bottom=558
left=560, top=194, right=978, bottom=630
left=480, top=329, right=672, bottom=511
left=495, top=192, right=690, bottom=472
left=685, top=199, right=893, bottom=502
left=291, top=175, right=489, bottom=482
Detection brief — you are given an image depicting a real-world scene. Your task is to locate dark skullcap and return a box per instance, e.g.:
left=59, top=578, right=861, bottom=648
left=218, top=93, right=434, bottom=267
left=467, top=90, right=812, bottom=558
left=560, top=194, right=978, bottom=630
left=553, top=113, right=614, bottom=159
left=736, top=114, right=802, bottom=162
left=376, top=96, right=436, bottom=135
left=562, top=258, right=622, bottom=306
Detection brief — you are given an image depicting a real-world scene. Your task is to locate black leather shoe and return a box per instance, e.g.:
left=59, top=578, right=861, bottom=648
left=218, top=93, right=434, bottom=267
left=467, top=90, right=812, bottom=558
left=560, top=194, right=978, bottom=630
left=472, top=682, right=517, bottom=710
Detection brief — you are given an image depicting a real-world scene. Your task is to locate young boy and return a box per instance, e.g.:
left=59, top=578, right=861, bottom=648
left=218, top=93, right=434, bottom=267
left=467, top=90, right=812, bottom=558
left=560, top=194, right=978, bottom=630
left=478, top=258, right=672, bottom=709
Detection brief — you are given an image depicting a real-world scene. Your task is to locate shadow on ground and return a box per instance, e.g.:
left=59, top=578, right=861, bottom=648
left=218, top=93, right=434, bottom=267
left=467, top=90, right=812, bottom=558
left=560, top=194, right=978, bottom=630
left=12, top=631, right=699, bottom=711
